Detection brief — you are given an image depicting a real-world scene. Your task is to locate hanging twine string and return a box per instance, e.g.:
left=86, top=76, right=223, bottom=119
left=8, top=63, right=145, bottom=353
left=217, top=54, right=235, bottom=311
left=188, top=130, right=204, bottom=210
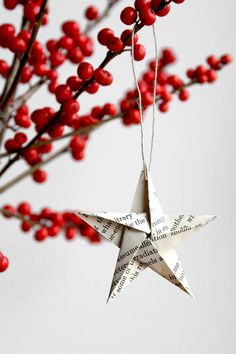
left=130, top=23, right=158, bottom=172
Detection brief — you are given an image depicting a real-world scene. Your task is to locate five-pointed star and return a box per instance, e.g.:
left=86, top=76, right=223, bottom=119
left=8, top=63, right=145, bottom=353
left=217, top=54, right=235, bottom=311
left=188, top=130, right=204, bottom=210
left=76, top=166, right=216, bottom=302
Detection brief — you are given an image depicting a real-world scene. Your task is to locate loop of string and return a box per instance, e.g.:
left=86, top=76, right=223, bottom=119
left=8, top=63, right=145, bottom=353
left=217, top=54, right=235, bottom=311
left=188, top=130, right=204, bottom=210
left=130, top=23, right=158, bottom=173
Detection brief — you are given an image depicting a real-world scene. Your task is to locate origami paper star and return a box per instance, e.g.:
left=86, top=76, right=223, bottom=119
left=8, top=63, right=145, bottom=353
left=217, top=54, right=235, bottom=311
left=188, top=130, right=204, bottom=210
left=76, top=167, right=216, bottom=302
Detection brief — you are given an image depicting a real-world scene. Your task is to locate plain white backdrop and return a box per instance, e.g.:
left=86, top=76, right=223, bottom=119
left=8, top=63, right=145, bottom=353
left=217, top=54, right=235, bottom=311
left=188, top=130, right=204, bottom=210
left=0, top=1, right=236, bottom=353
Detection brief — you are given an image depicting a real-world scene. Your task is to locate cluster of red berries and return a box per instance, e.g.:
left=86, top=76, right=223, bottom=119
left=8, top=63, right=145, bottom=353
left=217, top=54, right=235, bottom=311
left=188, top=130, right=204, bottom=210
left=118, top=49, right=233, bottom=122
left=2, top=203, right=101, bottom=243
left=0, top=251, right=9, bottom=272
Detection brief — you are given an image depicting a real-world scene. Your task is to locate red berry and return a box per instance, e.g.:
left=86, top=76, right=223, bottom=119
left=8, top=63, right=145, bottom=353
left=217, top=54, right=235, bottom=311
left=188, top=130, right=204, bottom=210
left=107, top=37, right=124, bottom=53
left=23, top=148, right=39, bottom=164
left=85, top=6, right=99, bottom=20
left=135, top=0, right=151, bottom=11
left=97, top=28, right=114, bottom=46
left=15, top=132, right=27, bottom=145
left=62, top=21, right=80, bottom=39
left=179, top=90, right=189, bottom=101
left=10, top=36, right=27, bottom=53
left=24, top=2, right=40, bottom=22
left=0, top=59, right=9, bottom=77
left=66, top=76, right=82, bottom=91
left=140, top=8, right=156, bottom=25
left=0, top=24, right=15, bottom=47
left=5, top=138, right=19, bottom=152
left=94, top=68, right=113, bottom=86
left=86, top=82, right=99, bottom=94
left=77, top=62, right=94, bottom=80
left=58, top=35, right=74, bottom=50
left=62, top=99, right=80, bottom=114
left=33, top=169, right=47, bottom=183
left=72, top=150, right=84, bottom=161
left=67, top=47, right=83, bottom=64
left=0, top=255, right=9, bottom=272
left=126, top=109, right=140, bottom=124
left=20, top=66, right=33, bottom=83
left=220, top=54, right=233, bottom=65
left=162, top=48, right=176, bottom=64
left=70, top=135, right=85, bottom=151
left=48, top=225, right=60, bottom=237
left=173, top=0, right=185, bottom=3
left=49, top=51, right=66, bottom=67
left=65, top=227, right=76, bottom=240
left=4, top=0, right=19, bottom=10
left=2, top=204, right=16, bottom=218
left=120, top=7, right=137, bottom=25
left=15, top=113, right=31, bottom=128
left=120, top=29, right=138, bottom=46
left=21, top=221, right=31, bottom=232
left=103, top=103, right=117, bottom=116
left=40, top=207, right=52, bottom=219
left=55, top=84, right=72, bottom=103
left=37, top=138, right=53, bottom=154
left=206, top=69, right=217, bottom=83
left=159, top=102, right=169, bottom=112
left=156, top=4, right=170, bottom=16
left=134, top=44, right=146, bottom=61
left=35, top=227, right=48, bottom=241
left=48, top=124, right=64, bottom=138
left=17, top=202, right=31, bottom=215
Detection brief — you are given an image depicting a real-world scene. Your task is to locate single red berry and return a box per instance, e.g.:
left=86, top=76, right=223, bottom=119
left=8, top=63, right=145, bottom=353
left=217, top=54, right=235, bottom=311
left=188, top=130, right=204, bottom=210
left=48, top=80, right=59, bottom=93
left=15, top=132, right=27, bottom=145
left=33, top=169, right=47, bottom=183
left=66, top=76, right=82, bottom=91
left=173, top=0, right=185, bottom=3
left=0, top=59, right=9, bottom=77
left=4, top=138, right=19, bottom=152
left=179, top=89, right=189, bottom=101
left=15, top=113, right=31, bottom=128
left=159, top=101, right=169, bottom=112
left=120, top=29, right=138, bottom=46
left=49, top=51, right=66, bottom=67
left=0, top=24, right=16, bottom=47
left=85, top=6, right=99, bottom=20
left=77, top=62, right=94, bottom=80
left=46, top=39, right=57, bottom=52
left=48, top=124, right=64, bottom=138
left=86, top=82, right=99, bottom=94
left=67, top=47, right=83, bottom=64
left=48, top=225, right=60, bottom=237
left=94, top=68, right=113, bottom=86
left=62, top=99, right=80, bottom=114
left=23, top=148, right=39, bottom=164
left=40, top=207, right=52, bottom=219
left=34, top=63, right=47, bottom=77
left=34, top=227, right=48, bottom=242
left=72, top=150, right=84, bottom=161
left=65, top=227, right=76, bottom=240
left=58, top=35, right=74, bottom=50
left=206, top=69, right=217, bottom=83
left=17, top=202, right=32, bottom=215
left=220, top=54, right=233, bottom=65
left=156, top=4, right=170, bottom=16
left=46, top=69, right=58, bottom=81
left=107, top=37, right=124, bottom=53
left=62, top=21, right=80, bottom=39
left=55, top=84, right=72, bottom=103
left=134, top=44, right=146, bottom=61
left=103, top=103, right=117, bottom=116
left=126, top=109, right=141, bottom=124
left=97, top=28, right=114, bottom=46
left=0, top=255, right=9, bottom=272
left=135, top=0, right=151, bottom=11
left=4, top=0, right=19, bottom=10
left=10, top=36, right=27, bottom=54
left=120, top=7, right=137, bottom=25
left=162, top=48, right=176, bottom=64
left=140, top=8, right=156, bottom=25
left=21, top=221, right=31, bottom=232
left=18, top=29, right=31, bottom=43
left=2, top=204, right=16, bottom=218
left=20, top=66, right=33, bottom=83
left=24, top=2, right=40, bottom=22
left=70, top=135, right=85, bottom=151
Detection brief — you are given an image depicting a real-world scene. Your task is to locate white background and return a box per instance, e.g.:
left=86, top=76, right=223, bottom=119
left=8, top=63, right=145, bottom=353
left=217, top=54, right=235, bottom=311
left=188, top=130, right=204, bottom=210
left=0, top=1, right=236, bottom=353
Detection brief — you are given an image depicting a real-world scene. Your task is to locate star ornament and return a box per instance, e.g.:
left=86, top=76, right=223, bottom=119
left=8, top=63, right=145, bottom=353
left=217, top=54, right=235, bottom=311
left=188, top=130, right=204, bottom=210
left=76, top=166, right=216, bottom=302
